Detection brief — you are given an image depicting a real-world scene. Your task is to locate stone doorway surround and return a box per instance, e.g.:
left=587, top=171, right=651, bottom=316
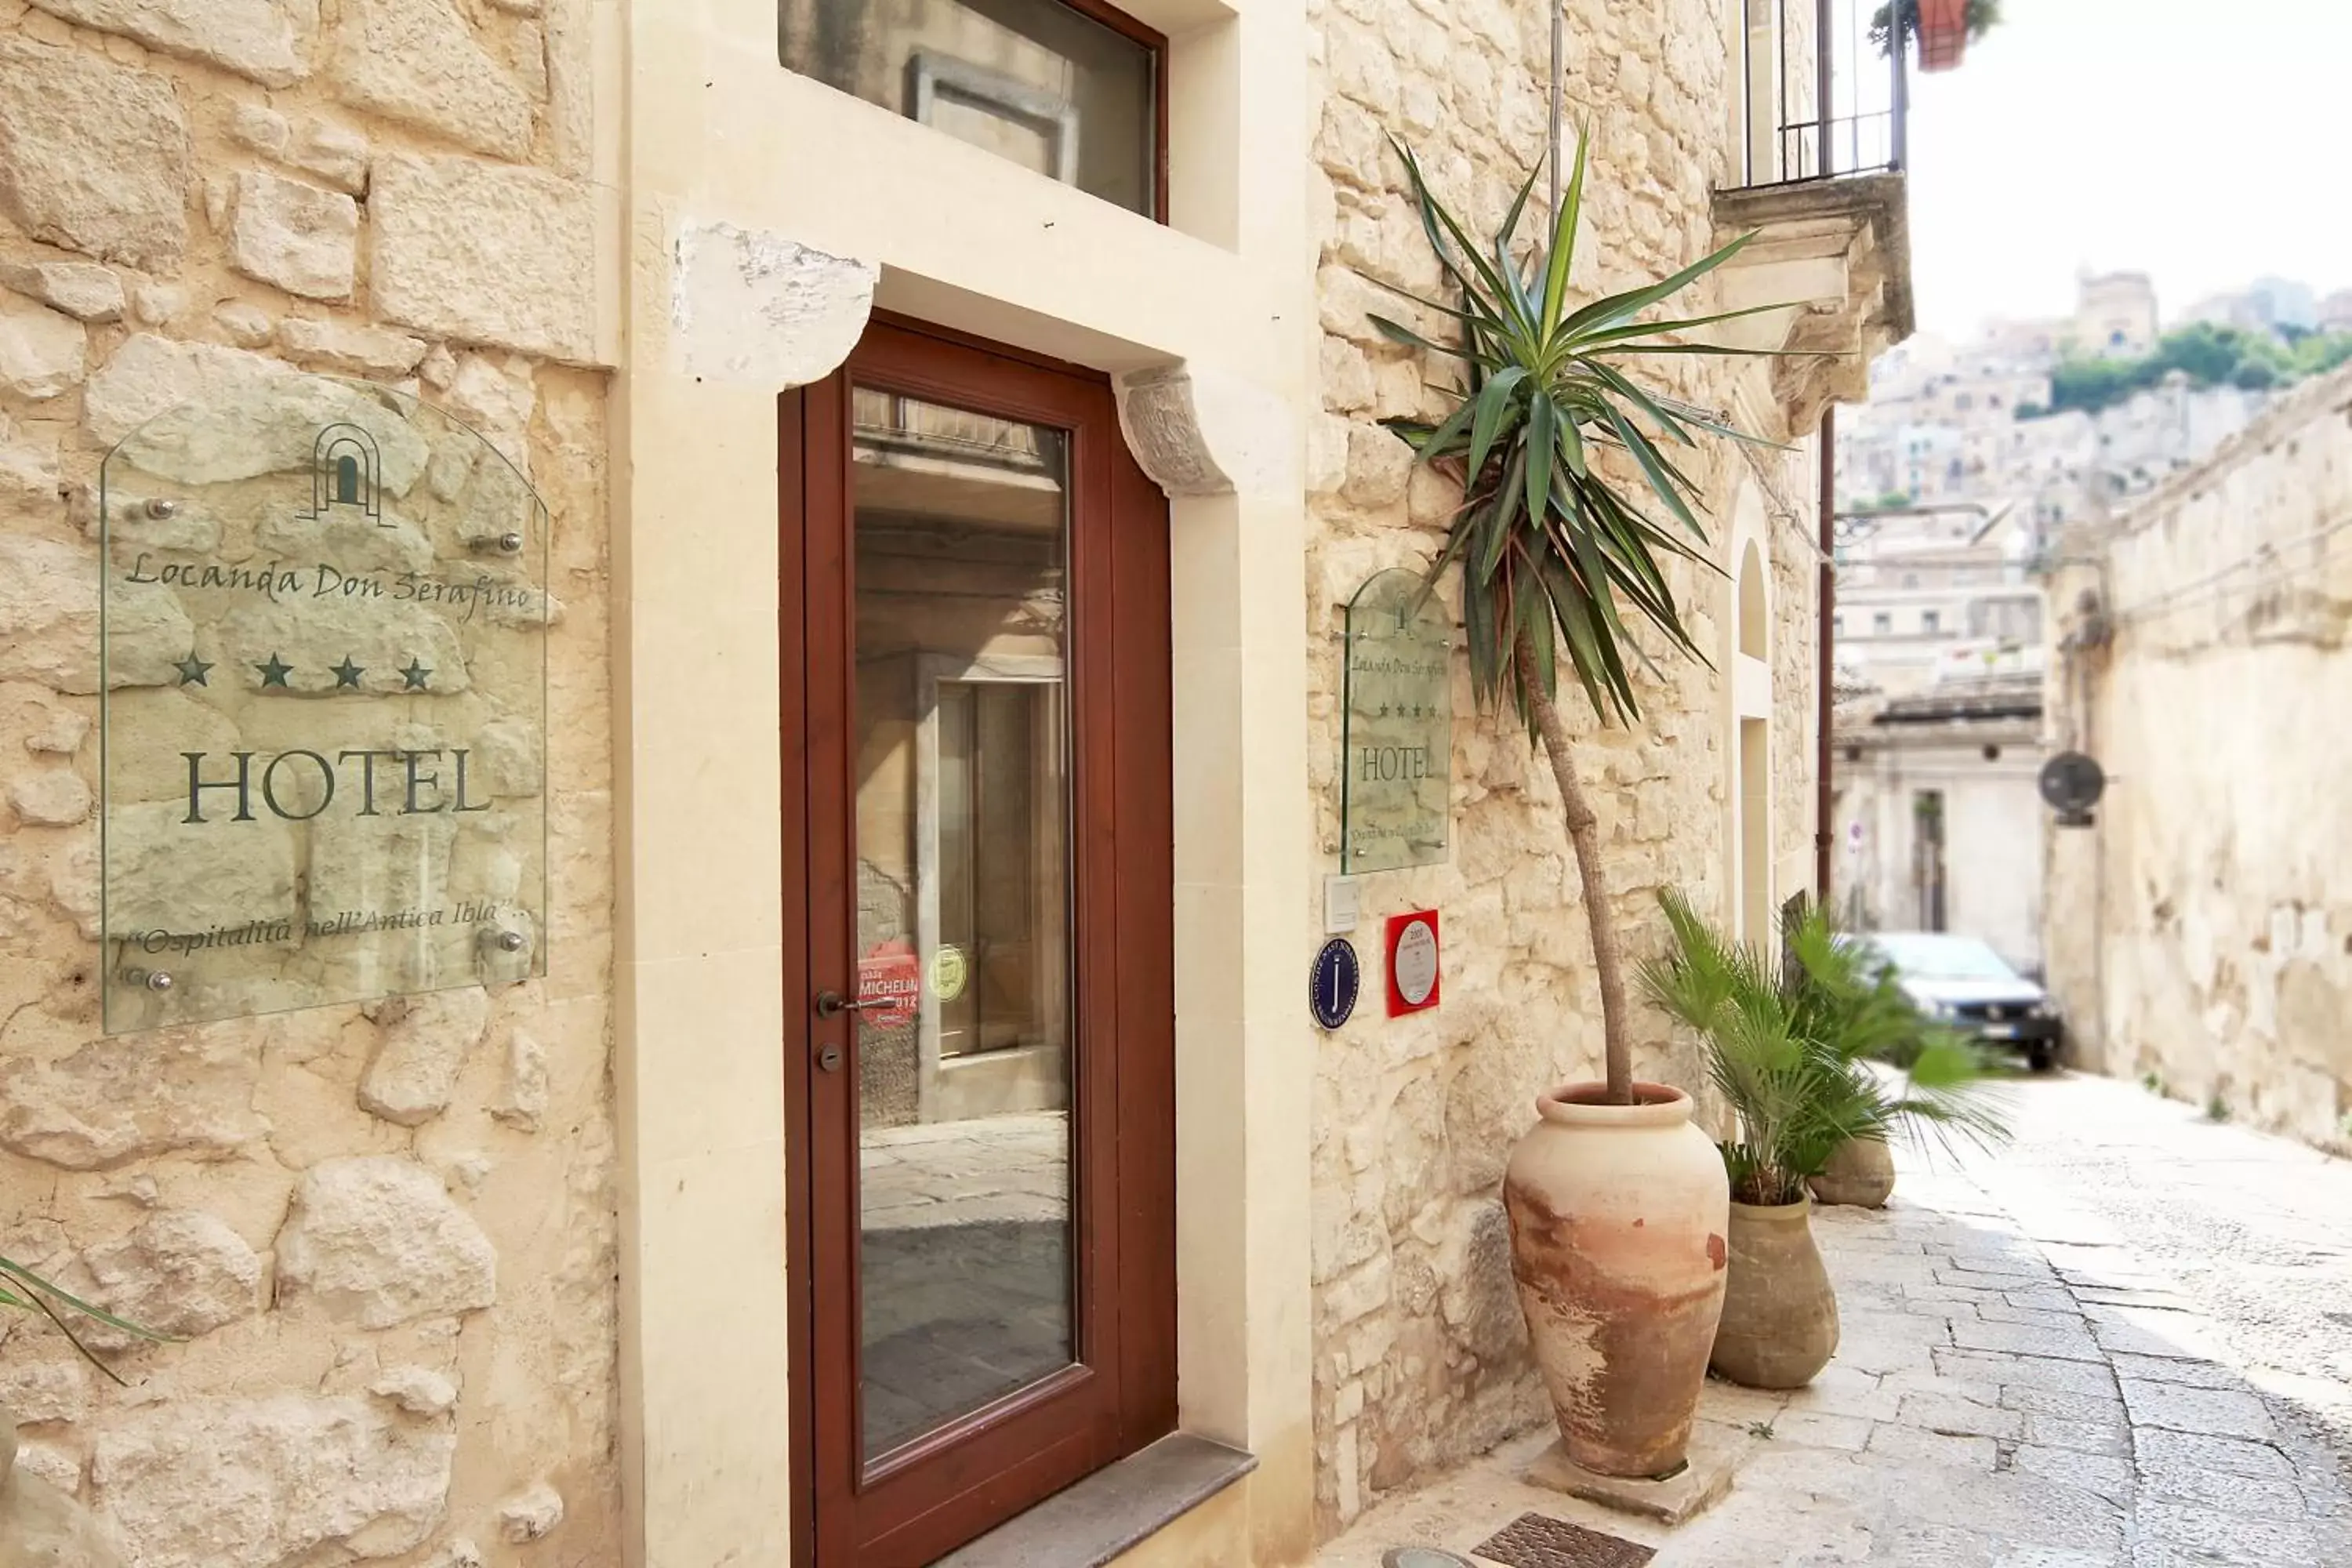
left=609, top=2, right=1318, bottom=1563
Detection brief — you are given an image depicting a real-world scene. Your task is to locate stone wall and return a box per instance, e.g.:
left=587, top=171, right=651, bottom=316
left=0, top=2, right=615, bottom=1563
left=1304, top=0, right=1824, bottom=1533
left=2043, top=365, right=2352, bottom=1156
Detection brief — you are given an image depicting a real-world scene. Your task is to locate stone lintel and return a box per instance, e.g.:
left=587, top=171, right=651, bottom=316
left=669, top=220, right=877, bottom=390
left=1112, top=363, right=1298, bottom=501
left=1833, top=714, right=2045, bottom=754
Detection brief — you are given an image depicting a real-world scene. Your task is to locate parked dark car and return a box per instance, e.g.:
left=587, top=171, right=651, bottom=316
left=1853, top=932, right=2063, bottom=1072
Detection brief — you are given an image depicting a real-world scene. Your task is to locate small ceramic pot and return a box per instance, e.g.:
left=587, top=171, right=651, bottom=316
left=1809, top=1135, right=1896, bottom=1208
left=1710, top=1196, right=1839, bottom=1389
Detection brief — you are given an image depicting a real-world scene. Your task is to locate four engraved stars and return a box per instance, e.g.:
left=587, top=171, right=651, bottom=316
left=172, top=652, right=437, bottom=691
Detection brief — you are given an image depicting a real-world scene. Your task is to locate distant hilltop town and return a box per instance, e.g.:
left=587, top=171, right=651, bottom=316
left=1835, top=271, right=2352, bottom=546
left=1828, top=270, right=2352, bottom=957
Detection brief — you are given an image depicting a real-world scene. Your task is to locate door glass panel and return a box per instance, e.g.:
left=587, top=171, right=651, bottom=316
left=849, top=387, right=1075, bottom=1465
left=779, top=0, right=1158, bottom=217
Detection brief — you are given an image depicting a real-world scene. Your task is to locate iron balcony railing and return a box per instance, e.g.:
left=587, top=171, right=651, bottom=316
left=1737, top=0, right=1911, bottom=188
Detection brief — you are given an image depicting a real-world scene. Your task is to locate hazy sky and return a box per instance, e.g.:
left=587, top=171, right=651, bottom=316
left=1902, top=0, right=2352, bottom=338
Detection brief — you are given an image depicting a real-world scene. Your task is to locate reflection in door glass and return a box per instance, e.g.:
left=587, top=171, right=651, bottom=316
left=849, top=387, right=1074, bottom=1465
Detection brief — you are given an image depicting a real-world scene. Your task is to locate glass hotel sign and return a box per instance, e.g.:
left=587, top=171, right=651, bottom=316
left=1341, top=568, right=1453, bottom=874
left=98, top=376, right=550, bottom=1033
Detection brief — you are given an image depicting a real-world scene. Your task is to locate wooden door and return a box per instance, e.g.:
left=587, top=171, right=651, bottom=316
left=782, top=320, right=1175, bottom=1566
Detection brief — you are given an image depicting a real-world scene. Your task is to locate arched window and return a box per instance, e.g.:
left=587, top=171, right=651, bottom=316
left=1737, top=539, right=1766, bottom=659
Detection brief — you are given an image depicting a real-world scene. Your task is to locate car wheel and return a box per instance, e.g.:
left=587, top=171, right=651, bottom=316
left=2026, top=1044, right=2056, bottom=1073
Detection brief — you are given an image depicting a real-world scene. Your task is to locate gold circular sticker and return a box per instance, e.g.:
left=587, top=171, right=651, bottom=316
left=929, top=945, right=969, bottom=1003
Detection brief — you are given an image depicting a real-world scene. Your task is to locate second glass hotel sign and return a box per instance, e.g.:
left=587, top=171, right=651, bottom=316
left=1341, top=568, right=1453, bottom=874
left=98, top=376, right=550, bottom=1033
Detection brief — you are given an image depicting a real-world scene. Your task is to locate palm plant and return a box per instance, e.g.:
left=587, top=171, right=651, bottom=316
left=1639, top=889, right=2009, bottom=1206
left=1375, top=129, right=1782, bottom=1105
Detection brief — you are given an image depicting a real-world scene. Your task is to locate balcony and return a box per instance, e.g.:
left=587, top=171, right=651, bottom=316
left=1709, top=0, right=1918, bottom=438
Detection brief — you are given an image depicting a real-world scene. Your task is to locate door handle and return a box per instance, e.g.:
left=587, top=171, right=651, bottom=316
left=812, top=989, right=876, bottom=1019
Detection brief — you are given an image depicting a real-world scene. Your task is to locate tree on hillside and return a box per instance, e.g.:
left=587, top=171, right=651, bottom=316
left=2164, top=323, right=2241, bottom=384
left=2045, top=322, right=2352, bottom=416
left=2292, top=332, right=2352, bottom=378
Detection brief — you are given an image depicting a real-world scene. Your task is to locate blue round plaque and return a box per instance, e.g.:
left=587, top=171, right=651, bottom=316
left=1310, top=938, right=1360, bottom=1031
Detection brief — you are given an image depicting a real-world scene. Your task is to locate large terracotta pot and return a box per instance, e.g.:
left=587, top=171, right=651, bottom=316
left=1809, top=1135, right=1896, bottom=1208
left=1502, top=1081, right=1730, bottom=1479
left=1710, top=1197, right=1839, bottom=1389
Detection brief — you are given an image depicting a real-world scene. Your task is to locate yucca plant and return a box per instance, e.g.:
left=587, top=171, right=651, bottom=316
left=1375, top=129, right=1783, bottom=1105
left=1639, top=889, right=2009, bottom=1205
left=1, top=1253, right=172, bottom=1382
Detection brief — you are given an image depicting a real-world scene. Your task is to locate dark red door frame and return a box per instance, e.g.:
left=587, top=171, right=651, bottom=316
left=780, top=321, right=1175, bottom=1567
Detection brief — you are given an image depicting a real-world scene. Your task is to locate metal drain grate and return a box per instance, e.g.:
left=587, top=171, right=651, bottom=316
left=1471, top=1512, right=1656, bottom=1568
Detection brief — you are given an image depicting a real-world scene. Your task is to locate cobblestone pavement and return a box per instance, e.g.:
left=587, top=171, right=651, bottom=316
left=859, top=1109, right=1069, bottom=1231
left=1319, top=1072, right=2352, bottom=1567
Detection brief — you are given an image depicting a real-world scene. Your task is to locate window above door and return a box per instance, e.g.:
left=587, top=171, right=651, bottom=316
left=779, top=0, right=1167, bottom=220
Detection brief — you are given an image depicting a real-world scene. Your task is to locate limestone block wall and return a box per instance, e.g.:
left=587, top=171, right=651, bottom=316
left=0, top=2, right=616, bottom=1563
left=2043, top=365, right=2352, bottom=1156
left=1304, top=0, right=1824, bottom=1532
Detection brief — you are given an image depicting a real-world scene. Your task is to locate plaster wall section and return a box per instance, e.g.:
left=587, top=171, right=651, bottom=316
left=0, top=0, right=619, bottom=1563
left=619, top=2, right=1319, bottom=1563
left=1303, top=0, right=1827, bottom=1534
left=2043, top=365, right=2352, bottom=1155
left=1832, top=736, right=2046, bottom=967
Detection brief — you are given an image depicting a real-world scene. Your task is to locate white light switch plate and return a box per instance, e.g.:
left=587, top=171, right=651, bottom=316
left=1324, top=875, right=1360, bottom=935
